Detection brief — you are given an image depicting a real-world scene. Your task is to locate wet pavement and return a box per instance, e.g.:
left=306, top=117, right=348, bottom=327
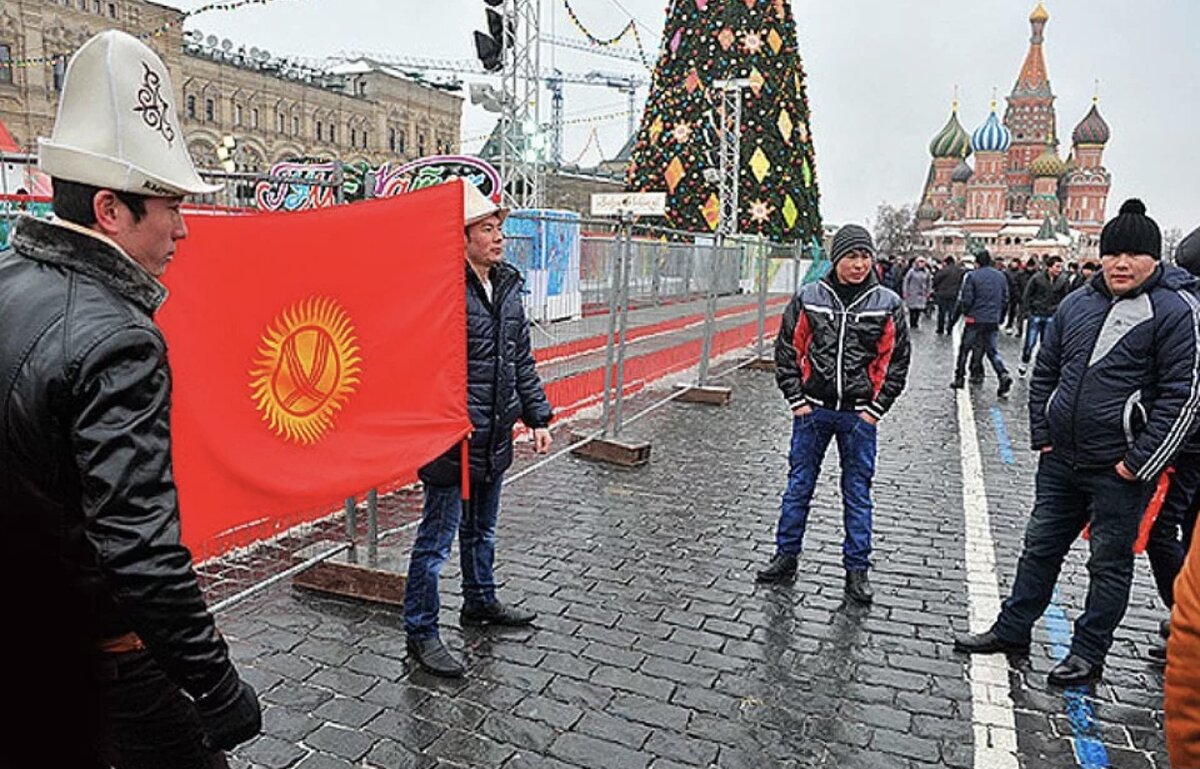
left=218, top=324, right=1172, bottom=768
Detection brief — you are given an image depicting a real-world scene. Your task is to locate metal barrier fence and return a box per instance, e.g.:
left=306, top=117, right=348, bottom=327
left=0, top=170, right=819, bottom=605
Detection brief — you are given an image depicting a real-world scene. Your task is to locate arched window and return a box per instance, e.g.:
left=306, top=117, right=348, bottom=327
left=388, top=127, right=396, bottom=152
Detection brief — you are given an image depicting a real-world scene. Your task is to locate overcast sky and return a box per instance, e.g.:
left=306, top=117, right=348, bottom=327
left=177, top=0, right=1199, bottom=232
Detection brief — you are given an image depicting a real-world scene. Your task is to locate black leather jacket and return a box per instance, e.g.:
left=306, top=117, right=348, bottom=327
left=419, top=261, right=553, bottom=486
left=0, top=217, right=237, bottom=703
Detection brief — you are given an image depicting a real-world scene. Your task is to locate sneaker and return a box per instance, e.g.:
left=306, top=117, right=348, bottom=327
left=1018, top=364, right=1028, bottom=377
left=407, top=635, right=466, bottom=678
left=998, top=375, right=1014, bottom=397
left=950, top=378, right=964, bottom=390
left=844, top=570, right=874, bottom=605
left=460, top=601, right=537, bottom=627
left=756, top=553, right=798, bottom=584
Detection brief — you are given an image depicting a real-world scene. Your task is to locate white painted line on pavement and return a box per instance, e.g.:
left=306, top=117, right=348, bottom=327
left=956, top=353, right=1020, bottom=769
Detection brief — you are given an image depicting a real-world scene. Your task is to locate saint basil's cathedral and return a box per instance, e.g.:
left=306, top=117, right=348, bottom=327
left=916, top=2, right=1112, bottom=263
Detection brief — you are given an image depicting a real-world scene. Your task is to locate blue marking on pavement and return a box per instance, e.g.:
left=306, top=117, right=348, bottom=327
left=1044, top=591, right=1111, bottom=768
left=989, top=407, right=1016, bottom=465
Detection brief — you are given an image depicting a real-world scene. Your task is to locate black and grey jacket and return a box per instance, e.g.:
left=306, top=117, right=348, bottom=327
left=775, top=272, right=912, bottom=420
left=1029, top=265, right=1200, bottom=480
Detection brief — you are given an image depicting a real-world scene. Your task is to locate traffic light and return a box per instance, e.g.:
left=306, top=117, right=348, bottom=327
left=473, top=0, right=506, bottom=73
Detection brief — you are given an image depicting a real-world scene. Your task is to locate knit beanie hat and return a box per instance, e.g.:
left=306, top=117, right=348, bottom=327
left=830, top=224, right=875, bottom=263
left=1176, top=226, right=1200, bottom=277
left=1100, top=199, right=1162, bottom=258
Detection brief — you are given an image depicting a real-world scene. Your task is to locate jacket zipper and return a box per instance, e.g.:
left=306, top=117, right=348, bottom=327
left=1068, top=295, right=1119, bottom=467
left=822, top=283, right=877, bottom=411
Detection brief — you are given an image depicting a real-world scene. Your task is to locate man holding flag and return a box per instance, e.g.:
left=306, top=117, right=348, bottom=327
left=404, top=182, right=554, bottom=678
left=0, top=31, right=260, bottom=767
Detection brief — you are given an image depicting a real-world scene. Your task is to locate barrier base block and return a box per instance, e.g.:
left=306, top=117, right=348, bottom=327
left=746, top=357, right=776, bottom=372
left=674, top=384, right=733, bottom=406
left=570, top=432, right=652, bottom=467
left=292, top=542, right=408, bottom=607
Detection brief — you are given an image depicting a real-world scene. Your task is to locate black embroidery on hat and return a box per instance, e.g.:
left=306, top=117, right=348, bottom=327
left=132, top=61, right=176, bottom=146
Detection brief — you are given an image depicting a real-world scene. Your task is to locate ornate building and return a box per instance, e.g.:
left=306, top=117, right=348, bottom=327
left=917, top=3, right=1111, bottom=264
left=0, top=0, right=461, bottom=192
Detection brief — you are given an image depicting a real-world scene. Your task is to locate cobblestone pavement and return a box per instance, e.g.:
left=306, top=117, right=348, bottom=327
left=218, top=322, right=1171, bottom=769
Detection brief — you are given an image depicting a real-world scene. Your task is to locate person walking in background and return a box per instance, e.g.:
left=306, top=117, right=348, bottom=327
left=932, top=255, right=965, bottom=335
left=0, top=31, right=261, bottom=768
left=955, top=200, right=1200, bottom=687
left=404, top=182, right=554, bottom=679
left=1070, top=259, right=1100, bottom=292
left=1004, top=257, right=1026, bottom=334
left=951, top=250, right=1013, bottom=396
left=903, top=256, right=933, bottom=329
left=759, top=225, right=911, bottom=605
left=1019, top=255, right=1069, bottom=376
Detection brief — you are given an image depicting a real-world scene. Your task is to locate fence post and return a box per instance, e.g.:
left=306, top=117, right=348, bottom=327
left=794, top=240, right=803, bottom=295
left=598, top=223, right=624, bottom=436
left=650, top=244, right=661, bottom=306
left=756, top=240, right=769, bottom=359
left=366, top=488, right=379, bottom=565
left=697, top=236, right=720, bottom=386
left=612, top=215, right=634, bottom=437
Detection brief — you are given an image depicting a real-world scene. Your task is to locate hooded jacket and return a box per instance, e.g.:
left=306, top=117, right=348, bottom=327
left=1028, top=265, right=1200, bottom=481
left=775, top=271, right=911, bottom=420
left=0, top=217, right=240, bottom=732
left=419, top=261, right=553, bottom=486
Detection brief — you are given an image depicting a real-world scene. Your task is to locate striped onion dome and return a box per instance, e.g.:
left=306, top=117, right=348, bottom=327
left=951, top=159, right=974, bottom=183
left=1072, top=102, right=1111, bottom=146
left=929, top=107, right=972, bottom=159
left=971, top=108, right=1012, bottom=153
left=1029, top=146, right=1065, bottom=178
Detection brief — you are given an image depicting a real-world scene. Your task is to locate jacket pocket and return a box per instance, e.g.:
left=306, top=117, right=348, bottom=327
left=1045, top=388, right=1058, bottom=420
left=1122, top=391, right=1146, bottom=447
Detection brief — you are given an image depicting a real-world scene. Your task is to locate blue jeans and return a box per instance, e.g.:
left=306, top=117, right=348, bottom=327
left=991, top=453, right=1151, bottom=664
left=404, top=476, right=504, bottom=640
left=776, top=407, right=877, bottom=571
left=955, top=322, right=1008, bottom=381
left=1022, top=315, right=1052, bottom=364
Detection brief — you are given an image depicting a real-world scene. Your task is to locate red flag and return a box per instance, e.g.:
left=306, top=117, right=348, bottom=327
left=159, top=183, right=470, bottom=556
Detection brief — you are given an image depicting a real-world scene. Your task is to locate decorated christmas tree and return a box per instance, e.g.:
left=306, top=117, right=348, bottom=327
left=626, top=0, right=822, bottom=242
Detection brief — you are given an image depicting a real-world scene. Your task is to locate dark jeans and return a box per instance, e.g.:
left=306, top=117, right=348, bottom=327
left=936, top=298, right=959, bottom=334
left=404, top=475, right=504, bottom=640
left=908, top=307, right=922, bottom=329
left=955, top=322, right=1008, bottom=381
left=776, top=407, right=877, bottom=571
left=99, top=650, right=227, bottom=769
left=1022, top=315, right=1052, bottom=364
left=1146, top=455, right=1200, bottom=607
left=991, top=453, right=1152, bottom=664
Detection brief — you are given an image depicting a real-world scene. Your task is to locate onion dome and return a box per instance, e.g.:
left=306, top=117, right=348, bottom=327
left=917, top=199, right=941, bottom=222
left=1072, top=101, right=1111, bottom=145
left=1029, top=146, right=1065, bottom=178
left=971, top=107, right=1012, bottom=153
left=929, top=106, right=972, bottom=159
left=951, top=159, right=974, bottom=183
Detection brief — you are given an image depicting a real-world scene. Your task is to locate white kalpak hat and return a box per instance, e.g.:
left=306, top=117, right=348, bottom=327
left=462, top=179, right=509, bottom=226
left=38, top=30, right=220, bottom=196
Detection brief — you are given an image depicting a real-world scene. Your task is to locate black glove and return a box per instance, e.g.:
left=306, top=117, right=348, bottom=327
left=195, top=666, right=262, bottom=751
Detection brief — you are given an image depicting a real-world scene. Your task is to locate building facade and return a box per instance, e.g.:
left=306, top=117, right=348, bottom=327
left=916, top=2, right=1112, bottom=265
left=0, top=0, right=461, bottom=183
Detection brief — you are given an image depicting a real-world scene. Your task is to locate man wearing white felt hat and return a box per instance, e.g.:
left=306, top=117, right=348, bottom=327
left=0, top=30, right=259, bottom=768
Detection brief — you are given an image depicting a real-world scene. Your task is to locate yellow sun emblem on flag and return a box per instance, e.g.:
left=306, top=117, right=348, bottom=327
left=249, top=297, right=362, bottom=445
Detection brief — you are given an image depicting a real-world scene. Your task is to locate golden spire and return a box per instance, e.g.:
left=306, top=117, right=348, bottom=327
left=1030, top=2, right=1049, bottom=23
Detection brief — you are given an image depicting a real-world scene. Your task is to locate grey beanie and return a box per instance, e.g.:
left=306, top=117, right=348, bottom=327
left=830, top=224, right=876, bottom=263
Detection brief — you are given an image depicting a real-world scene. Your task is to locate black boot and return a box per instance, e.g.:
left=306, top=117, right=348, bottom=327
left=844, top=570, right=874, bottom=605
left=1047, top=654, right=1103, bottom=687
left=950, top=377, right=965, bottom=390
left=460, top=601, right=537, bottom=627
left=1162, top=618, right=1172, bottom=639
left=998, top=375, right=1014, bottom=398
left=1149, top=644, right=1167, bottom=663
left=953, top=631, right=1030, bottom=656
left=407, top=636, right=466, bottom=678
left=756, top=553, right=798, bottom=584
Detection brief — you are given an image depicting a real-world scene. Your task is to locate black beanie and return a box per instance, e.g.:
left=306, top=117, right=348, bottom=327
left=830, top=224, right=875, bottom=263
left=1176, top=226, right=1200, bottom=277
left=1100, top=199, right=1162, bottom=259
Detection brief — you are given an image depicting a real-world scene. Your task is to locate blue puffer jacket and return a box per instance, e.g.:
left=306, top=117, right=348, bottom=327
left=420, top=261, right=553, bottom=486
left=957, top=265, right=1009, bottom=324
left=1029, top=265, right=1200, bottom=481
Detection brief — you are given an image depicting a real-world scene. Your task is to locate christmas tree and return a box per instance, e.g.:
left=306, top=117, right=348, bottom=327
left=626, top=0, right=822, bottom=243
